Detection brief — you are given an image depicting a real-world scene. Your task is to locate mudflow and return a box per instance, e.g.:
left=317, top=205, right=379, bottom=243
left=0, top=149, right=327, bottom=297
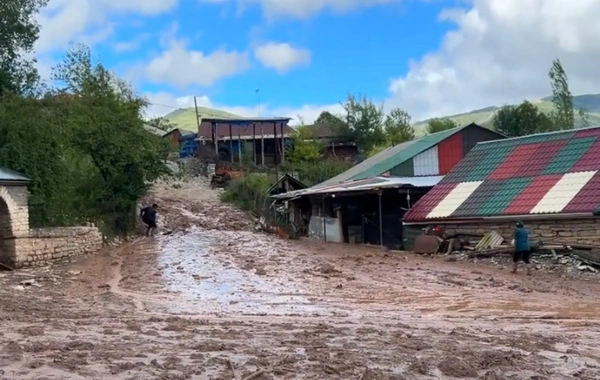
left=1, top=178, right=600, bottom=379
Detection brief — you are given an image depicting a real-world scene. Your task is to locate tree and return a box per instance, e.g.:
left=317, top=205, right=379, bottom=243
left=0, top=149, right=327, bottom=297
left=52, top=45, right=171, bottom=232
left=384, top=108, right=415, bottom=145
left=334, top=93, right=387, bottom=153
left=426, top=117, right=457, bottom=134
left=0, top=0, right=48, bottom=94
left=579, top=107, right=591, bottom=128
left=287, top=125, right=323, bottom=163
left=147, top=117, right=176, bottom=132
left=492, top=101, right=554, bottom=137
left=548, top=58, right=574, bottom=130
left=314, top=111, right=345, bottom=126
left=366, top=107, right=414, bottom=157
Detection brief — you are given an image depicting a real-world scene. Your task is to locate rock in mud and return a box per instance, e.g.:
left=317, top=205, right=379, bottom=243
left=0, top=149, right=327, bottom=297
left=17, top=326, right=44, bottom=337
left=438, top=356, right=478, bottom=377
left=316, top=263, right=341, bottom=275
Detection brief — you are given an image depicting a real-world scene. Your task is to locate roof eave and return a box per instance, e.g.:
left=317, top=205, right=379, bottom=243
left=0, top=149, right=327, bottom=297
left=403, top=212, right=594, bottom=225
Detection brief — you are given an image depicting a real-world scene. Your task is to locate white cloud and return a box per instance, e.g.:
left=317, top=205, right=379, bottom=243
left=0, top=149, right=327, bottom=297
left=36, top=0, right=179, bottom=53
left=114, top=33, right=150, bottom=52
left=254, top=42, right=311, bottom=73
left=386, top=0, right=600, bottom=120
left=144, top=92, right=343, bottom=125
left=199, top=0, right=400, bottom=19
left=144, top=38, right=250, bottom=87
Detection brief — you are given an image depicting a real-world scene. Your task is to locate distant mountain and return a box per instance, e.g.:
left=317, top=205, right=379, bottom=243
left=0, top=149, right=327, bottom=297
left=163, top=106, right=242, bottom=131
left=414, top=93, right=600, bottom=131
left=163, top=94, right=600, bottom=132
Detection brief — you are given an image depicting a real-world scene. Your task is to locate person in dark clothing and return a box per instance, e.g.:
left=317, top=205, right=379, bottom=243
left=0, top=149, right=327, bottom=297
left=512, top=221, right=532, bottom=275
left=140, top=204, right=158, bottom=236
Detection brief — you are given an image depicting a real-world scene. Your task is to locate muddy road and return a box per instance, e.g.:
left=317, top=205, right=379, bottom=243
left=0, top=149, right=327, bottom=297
left=2, top=180, right=600, bottom=379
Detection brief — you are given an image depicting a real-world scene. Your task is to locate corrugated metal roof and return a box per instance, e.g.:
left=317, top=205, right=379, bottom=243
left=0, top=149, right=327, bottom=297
left=272, top=175, right=442, bottom=199
left=318, top=125, right=474, bottom=186
left=143, top=124, right=165, bottom=136
left=0, top=167, right=30, bottom=183
left=200, top=117, right=291, bottom=124
left=403, top=126, right=600, bottom=222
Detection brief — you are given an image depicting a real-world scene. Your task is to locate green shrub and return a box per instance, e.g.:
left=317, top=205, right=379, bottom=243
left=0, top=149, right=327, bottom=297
left=281, top=160, right=351, bottom=186
left=221, top=173, right=274, bottom=213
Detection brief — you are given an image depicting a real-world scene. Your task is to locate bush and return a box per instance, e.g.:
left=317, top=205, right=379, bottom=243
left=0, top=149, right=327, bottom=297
left=221, top=173, right=274, bottom=213
left=281, top=160, right=351, bottom=186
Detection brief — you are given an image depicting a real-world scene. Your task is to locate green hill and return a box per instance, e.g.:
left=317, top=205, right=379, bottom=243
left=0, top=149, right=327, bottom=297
left=414, top=93, right=600, bottom=131
left=163, top=94, right=600, bottom=132
left=164, top=106, right=242, bottom=131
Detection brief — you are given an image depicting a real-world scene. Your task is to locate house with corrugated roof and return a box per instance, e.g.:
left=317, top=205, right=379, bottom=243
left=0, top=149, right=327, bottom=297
left=320, top=123, right=503, bottom=185
left=197, top=117, right=292, bottom=165
left=273, top=123, right=505, bottom=248
left=403, top=126, right=600, bottom=249
left=303, top=124, right=360, bottom=161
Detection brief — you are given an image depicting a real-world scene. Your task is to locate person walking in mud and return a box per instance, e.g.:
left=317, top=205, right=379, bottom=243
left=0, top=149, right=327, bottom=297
left=512, top=221, right=532, bottom=275
left=140, top=203, right=158, bottom=236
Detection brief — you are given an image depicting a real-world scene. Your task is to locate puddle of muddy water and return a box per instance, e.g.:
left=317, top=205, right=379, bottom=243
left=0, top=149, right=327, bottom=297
left=155, top=228, right=328, bottom=316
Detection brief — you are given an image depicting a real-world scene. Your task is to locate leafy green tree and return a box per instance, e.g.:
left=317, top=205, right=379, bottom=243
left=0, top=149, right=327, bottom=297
left=147, top=117, right=176, bottom=132
left=426, top=117, right=457, bottom=134
left=0, top=0, right=48, bottom=94
left=579, top=107, right=591, bottom=128
left=548, top=58, right=575, bottom=129
left=492, top=100, right=554, bottom=137
left=384, top=108, right=415, bottom=144
left=287, top=125, right=323, bottom=163
left=52, top=45, right=171, bottom=232
left=332, top=93, right=387, bottom=153
left=366, top=108, right=414, bottom=157
left=314, top=111, right=345, bottom=127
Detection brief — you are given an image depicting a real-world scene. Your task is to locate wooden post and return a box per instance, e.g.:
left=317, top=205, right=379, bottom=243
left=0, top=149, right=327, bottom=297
left=273, top=121, right=278, bottom=166
left=194, top=96, right=201, bottom=152
left=237, top=127, right=242, bottom=163
left=229, top=124, right=233, bottom=163
left=212, top=122, right=218, bottom=155
left=252, top=122, right=256, bottom=164
left=378, top=191, right=383, bottom=247
left=280, top=122, right=285, bottom=163
left=261, top=122, right=265, bottom=166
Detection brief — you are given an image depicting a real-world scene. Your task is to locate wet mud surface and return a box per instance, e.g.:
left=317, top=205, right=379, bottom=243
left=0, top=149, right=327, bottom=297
left=2, top=180, right=600, bottom=379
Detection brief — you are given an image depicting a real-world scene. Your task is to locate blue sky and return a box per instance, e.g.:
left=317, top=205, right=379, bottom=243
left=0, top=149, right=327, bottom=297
left=35, top=0, right=600, bottom=124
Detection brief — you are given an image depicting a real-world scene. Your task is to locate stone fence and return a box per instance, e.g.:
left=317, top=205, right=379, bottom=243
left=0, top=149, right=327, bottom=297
left=438, top=218, right=600, bottom=246
left=5, top=225, right=103, bottom=268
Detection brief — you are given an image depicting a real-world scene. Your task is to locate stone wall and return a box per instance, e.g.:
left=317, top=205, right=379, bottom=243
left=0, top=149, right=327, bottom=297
left=7, top=226, right=103, bottom=268
left=438, top=218, right=600, bottom=246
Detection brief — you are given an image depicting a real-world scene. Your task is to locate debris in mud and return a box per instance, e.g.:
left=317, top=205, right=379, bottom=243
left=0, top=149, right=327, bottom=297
left=17, top=326, right=45, bottom=337
left=311, top=263, right=342, bottom=276
left=19, top=279, right=37, bottom=286
left=409, top=358, right=430, bottom=375
left=438, top=356, right=478, bottom=377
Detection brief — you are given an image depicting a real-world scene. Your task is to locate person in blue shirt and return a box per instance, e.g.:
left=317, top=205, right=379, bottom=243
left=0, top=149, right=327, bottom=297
left=512, top=221, right=531, bottom=275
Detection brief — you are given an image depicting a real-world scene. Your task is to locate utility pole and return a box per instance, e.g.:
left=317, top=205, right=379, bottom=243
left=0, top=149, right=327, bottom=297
left=256, top=88, right=260, bottom=117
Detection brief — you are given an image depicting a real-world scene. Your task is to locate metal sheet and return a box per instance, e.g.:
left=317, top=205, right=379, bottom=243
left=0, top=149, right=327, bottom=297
left=272, top=175, right=443, bottom=199
left=438, top=131, right=463, bottom=175
left=413, top=145, right=439, bottom=176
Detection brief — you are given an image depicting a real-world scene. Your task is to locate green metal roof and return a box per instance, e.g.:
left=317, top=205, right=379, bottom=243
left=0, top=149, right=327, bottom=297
left=319, top=125, right=468, bottom=186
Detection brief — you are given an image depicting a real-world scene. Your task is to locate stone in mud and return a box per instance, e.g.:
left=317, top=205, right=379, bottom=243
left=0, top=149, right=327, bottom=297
left=17, top=326, right=44, bottom=337
left=438, top=356, right=477, bottom=377
left=481, top=370, right=503, bottom=380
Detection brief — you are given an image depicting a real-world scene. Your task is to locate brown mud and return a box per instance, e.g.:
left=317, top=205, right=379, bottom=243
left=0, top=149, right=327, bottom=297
left=1, top=179, right=600, bottom=379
